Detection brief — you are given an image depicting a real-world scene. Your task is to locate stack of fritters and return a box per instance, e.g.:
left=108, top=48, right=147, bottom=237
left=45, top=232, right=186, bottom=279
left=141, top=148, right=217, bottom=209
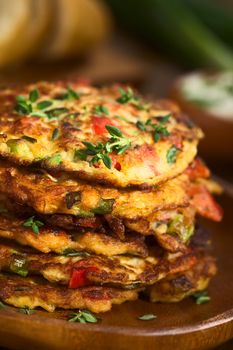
left=0, top=80, right=222, bottom=313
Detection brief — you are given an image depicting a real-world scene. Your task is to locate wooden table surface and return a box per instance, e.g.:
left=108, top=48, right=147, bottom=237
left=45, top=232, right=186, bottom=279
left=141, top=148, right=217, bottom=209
left=0, top=34, right=232, bottom=350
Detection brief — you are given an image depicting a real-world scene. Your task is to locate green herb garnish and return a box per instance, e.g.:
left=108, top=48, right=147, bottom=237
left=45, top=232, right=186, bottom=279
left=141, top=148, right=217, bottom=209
left=0, top=301, right=6, bottom=309
left=114, top=115, right=131, bottom=123
left=91, top=198, right=115, bottom=214
left=61, top=87, right=80, bottom=100
left=62, top=249, right=91, bottom=257
left=94, top=105, right=109, bottom=116
left=74, top=125, right=130, bottom=169
left=46, top=153, right=63, bottom=166
left=22, top=135, right=37, bottom=143
left=30, top=111, right=48, bottom=118
left=15, top=89, right=71, bottom=120
left=46, top=107, right=69, bottom=119
left=29, top=89, right=40, bottom=103
left=23, top=216, right=44, bottom=235
left=15, top=89, right=39, bottom=115
left=69, top=310, right=99, bottom=323
left=116, top=87, right=149, bottom=110
left=19, top=307, right=35, bottom=315
left=51, top=128, right=60, bottom=141
left=193, top=291, right=211, bottom=305
left=15, top=95, right=32, bottom=115
left=138, top=314, right=157, bottom=321
left=37, top=100, right=53, bottom=110
left=166, top=145, right=179, bottom=164
left=136, top=114, right=171, bottom=142
left=117, top=87, right=138, bottom=104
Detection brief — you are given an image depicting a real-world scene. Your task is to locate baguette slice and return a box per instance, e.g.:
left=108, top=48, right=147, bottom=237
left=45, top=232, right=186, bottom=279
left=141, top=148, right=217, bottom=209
left=0, top=0, right=30, bottom=66
left=0, top=0, right=53, bottom=66
left=40, top=0, right=111, bottom=60
left=25, top=0, right=53, bottom=58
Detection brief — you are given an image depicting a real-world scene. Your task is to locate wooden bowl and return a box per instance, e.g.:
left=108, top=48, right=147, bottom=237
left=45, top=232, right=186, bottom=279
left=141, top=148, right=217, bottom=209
left=0, top=180, right=232, bottom=350
left=171, top=74, right=233, bottom=163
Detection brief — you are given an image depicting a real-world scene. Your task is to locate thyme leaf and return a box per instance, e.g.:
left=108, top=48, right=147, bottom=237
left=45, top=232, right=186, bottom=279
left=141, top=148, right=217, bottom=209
left=74, top=125, right=130, bottom=169
left=136, top=114, right=171, bottom=142
left=138, top=314, right=157, bottom=321
left=69, top=310, right=99, bottom=323
left=94, top=105, right=109, bottom=116
left=62, top=249, right=91, bottom=257
left=22, top=135, right=37, bottom=143
left=19, top=307, right=35, bottom=315
left=37, top=100, right=53, bottom=110
left=29, top=89, right=40, bottom=103
left=22, top=216, right=44, bottom=235
left=51, top=128, right=60, bottom=141
left=193, top=291, right=211, bottom=305
left=166, top=145, right=179, bottom=164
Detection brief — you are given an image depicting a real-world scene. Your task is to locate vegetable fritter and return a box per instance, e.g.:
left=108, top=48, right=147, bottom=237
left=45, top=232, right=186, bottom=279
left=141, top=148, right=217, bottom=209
left=0, top=161, right=188, bottom=219
left=0, top=273, right=138, bottom=313
left=0, top=80, right=202, bottom=187
left=148, top=254, right=216, bottom=303
left=0, top=214, right=147, bottom=257
left=0, top=241, right=196, bottom=288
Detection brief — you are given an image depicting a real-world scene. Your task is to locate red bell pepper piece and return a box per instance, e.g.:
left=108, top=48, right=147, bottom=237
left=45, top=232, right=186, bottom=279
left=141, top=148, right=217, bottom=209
left=92, top=116, right=121, bottom=135
left=186, top=158, right=210, bottom=180
left=189, top=184, right=223, bottom=222
left=69, top=267, right=98, bottom=288
left=92, top=116, right=113, bottom=135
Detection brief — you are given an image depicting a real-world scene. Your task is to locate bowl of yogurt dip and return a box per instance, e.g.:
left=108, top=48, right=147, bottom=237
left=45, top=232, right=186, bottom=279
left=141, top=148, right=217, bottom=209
left=171, top=71, right=233, bottom=162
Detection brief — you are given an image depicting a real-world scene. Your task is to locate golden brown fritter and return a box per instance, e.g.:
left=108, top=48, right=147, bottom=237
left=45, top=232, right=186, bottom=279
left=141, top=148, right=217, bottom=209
left=0, top=80, right=202, bottom=187
left=0, top=158, right=222, bottom=240
left=0, top=273, right=138, bottom=313
left=0, top=161, right=188, bottom=218
left=0, top=214, right=147, bottom=257
left=0, top=241, right=196, bottom=288
left=148, top=254, right=216, bottom=303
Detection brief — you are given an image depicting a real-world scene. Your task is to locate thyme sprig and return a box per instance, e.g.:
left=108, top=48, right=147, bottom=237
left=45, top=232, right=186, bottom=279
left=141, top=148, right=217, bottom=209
left=74, top=125, right=131, bottom=169
left=193, top=291, right=211, bottom=305
left=94, top=105, right=109, bottom=116
left=19, top=307, right=35, bottom=315
left=136, top=114, right=171, bottom=142
left=22, top=216, right=44, bottom=235
left=69, top=310, right=99, bottom=323
left=116, top=87, right=149, bottom=110
left=15, top=87, right=78, bottom=120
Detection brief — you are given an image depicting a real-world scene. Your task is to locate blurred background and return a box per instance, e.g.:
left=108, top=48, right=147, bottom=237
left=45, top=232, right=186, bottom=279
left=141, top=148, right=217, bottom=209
left=0, top=1, right=232, bottom=349
left=0, top=0, right=233, bottom=161
left=0, top=0, right=233, bottom=181
left=0, top=0, right=232, bottom=177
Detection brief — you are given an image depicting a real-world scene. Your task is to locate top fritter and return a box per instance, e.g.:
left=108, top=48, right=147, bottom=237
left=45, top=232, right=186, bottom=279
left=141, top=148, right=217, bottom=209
left=0, top=80, right=203, bottom=188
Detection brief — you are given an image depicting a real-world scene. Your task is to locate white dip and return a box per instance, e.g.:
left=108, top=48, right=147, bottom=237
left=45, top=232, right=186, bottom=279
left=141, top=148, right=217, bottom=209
left=180, top=71, right=233, bottom=120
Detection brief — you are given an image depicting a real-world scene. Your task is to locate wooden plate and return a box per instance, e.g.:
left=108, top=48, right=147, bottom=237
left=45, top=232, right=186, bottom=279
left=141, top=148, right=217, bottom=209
left=0, top=181, right=232, bottom=350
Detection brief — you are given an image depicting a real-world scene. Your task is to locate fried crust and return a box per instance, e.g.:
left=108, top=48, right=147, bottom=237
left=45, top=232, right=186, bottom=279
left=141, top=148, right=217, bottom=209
left=0, top=242, right=196, bottom=287
left=0, top=161, right=188, bottom=219
left=0, top=80, right=202, bottom=187
left=0, top=273, right=138, bottom=313
left=148, top=254, right=216, bottom=302
left=0, top=214, right=147, bottom=257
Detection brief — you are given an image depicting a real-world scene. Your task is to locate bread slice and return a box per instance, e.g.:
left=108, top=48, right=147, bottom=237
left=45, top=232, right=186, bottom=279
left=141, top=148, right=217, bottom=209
left=25, top=0, right=53, bottom=58
left=40, top=0, right=111, bottom=60
left=0, top=0, right=53, bottom=66
left=0, top=0, right=31, bottom=66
